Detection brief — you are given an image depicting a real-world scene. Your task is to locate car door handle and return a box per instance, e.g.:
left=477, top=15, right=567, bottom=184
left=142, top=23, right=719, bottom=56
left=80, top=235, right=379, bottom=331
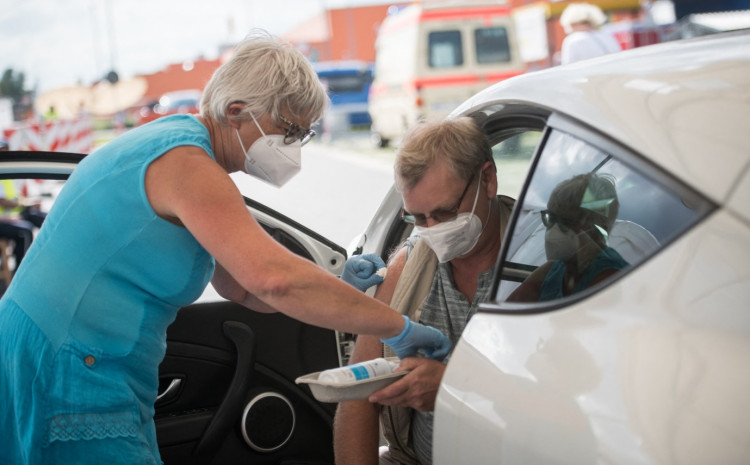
left=193, top=321, right=257, bottom=457
left=156, top=378, right=183, bottom=403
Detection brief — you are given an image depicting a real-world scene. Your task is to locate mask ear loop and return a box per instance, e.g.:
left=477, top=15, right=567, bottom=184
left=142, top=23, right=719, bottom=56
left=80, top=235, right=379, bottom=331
left=476, top=173, right=494, bottom=238
left=236, top=112, right=268, bottom=155
left=468, top=169, right=483, bottom=216
left=248, top=112, right=268, bottom=138
left=454, top=170, right=492, bottom=260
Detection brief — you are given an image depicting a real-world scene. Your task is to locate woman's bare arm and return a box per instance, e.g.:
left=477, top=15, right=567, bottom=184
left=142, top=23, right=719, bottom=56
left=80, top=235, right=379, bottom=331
left=144, top=146, right=405, bottom=338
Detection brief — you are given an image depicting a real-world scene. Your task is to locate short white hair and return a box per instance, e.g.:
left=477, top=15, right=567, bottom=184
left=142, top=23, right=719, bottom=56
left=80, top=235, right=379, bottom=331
left=200, top=30, right=328, bottom=126
left=560, top=3, right=608, bottom=34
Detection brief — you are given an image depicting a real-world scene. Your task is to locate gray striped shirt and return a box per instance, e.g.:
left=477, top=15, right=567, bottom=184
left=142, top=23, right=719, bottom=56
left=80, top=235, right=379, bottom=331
left=410, top=252, right=495, bottom=465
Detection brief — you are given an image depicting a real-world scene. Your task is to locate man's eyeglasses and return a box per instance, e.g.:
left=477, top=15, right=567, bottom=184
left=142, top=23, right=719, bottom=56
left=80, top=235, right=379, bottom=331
left=401, top=174, right=475, bottom=226
left=278, top=115, right=315, bottom=146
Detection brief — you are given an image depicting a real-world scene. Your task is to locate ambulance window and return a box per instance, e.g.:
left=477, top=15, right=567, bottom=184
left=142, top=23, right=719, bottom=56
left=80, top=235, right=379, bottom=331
left=428, top=30, right=464, bottom=68
left=476, top=27, right=511, bottom=63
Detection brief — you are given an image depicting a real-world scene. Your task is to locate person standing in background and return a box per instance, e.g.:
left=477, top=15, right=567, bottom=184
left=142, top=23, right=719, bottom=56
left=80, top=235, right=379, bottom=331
left=560, top=2, right=622, bottom=65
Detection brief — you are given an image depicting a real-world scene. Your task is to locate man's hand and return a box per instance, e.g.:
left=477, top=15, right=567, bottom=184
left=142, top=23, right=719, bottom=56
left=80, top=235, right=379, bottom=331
left=367, top=357, right=446, bottom=412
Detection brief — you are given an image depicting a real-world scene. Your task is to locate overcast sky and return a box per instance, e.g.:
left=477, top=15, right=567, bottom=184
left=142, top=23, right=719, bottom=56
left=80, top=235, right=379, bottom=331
left=0, top=0, right=393, bottom=92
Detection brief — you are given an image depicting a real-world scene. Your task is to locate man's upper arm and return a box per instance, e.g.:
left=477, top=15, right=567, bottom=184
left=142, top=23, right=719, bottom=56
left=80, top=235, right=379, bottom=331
left=372, top=246, right=407, bottom=305
left=348, top=246, right=409, bottom=364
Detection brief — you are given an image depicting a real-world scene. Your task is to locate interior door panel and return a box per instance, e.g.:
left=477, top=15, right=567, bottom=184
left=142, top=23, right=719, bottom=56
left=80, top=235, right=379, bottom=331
left=156, top=202, right=345, bottom=464
left=156, top=297, right=340, bottom=464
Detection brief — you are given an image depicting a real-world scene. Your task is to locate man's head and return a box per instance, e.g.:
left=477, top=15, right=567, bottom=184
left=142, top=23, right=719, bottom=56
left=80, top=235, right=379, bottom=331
left=395, top=117, right=499, bottom=262
left=394, top=116, right=493, bottom=193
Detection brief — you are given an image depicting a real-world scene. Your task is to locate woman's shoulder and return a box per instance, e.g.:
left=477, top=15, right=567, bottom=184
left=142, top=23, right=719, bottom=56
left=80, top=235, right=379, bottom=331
left=97, top=115, right=213, bottom=164
left=144, top=115, right=210, bottom=146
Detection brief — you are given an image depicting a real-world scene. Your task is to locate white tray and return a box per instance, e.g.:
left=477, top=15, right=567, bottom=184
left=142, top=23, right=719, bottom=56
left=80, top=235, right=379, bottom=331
left=296, top=361, right=408, bottom=403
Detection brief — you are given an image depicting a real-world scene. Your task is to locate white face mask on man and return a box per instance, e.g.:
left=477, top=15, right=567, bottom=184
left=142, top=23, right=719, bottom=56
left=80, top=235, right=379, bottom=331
left=415, top=173, right=485, bottom=263
left=235, top=113, right=301, bottom=187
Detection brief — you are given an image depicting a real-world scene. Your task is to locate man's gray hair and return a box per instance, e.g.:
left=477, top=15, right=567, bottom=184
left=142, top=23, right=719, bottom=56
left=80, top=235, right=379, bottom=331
left=394, top=116, right=493, bottom=192
left=200, top=30, right=328, bottom=125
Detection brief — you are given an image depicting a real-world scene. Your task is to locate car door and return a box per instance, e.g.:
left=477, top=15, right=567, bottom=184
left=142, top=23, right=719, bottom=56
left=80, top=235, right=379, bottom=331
left=431, top=109, right=722, bottom=464
left=0, top=150, right=349, bottom=465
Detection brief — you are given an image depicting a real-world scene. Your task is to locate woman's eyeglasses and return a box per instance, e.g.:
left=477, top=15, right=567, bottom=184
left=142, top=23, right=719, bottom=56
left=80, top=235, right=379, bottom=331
left=278, top=115, right=316, bottom=146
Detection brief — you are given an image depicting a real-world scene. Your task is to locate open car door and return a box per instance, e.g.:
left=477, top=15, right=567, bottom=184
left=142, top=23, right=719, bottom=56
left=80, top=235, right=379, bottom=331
left=156, top=198, right=346, bottom=465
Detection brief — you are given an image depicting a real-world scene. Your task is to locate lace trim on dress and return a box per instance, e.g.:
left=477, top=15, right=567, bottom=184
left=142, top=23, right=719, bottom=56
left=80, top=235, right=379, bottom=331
left=46, top=410, right=138, bottom=446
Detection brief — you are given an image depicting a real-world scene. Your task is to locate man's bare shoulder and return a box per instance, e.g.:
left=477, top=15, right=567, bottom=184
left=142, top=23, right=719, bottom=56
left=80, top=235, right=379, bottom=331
left=373, top=245, right=408, bottom=303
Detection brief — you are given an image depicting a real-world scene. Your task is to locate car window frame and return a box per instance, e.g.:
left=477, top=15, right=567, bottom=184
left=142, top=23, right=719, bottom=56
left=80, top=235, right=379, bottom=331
left=484, top=112, right=717, bottom=315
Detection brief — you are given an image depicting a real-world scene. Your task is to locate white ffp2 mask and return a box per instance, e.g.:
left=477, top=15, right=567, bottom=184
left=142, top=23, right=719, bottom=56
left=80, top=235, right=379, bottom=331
left=415, top=174, right=484, bottom=263
left=236, top=114, right=301, bottom=187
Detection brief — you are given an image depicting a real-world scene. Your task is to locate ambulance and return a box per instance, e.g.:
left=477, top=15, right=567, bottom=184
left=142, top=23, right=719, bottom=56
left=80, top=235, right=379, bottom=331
left=368, top=1, right=524, bottom=147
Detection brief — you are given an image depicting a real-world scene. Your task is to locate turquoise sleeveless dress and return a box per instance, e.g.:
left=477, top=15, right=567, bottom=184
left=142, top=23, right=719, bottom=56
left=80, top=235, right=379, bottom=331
left=0, top=114, right=216, bottom=464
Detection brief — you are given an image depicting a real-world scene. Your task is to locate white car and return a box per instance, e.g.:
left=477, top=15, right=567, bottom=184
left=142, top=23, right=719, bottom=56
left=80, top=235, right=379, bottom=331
left=417, top=31, right=748, bottom=464
left=353, top=30, right=749, bottom=465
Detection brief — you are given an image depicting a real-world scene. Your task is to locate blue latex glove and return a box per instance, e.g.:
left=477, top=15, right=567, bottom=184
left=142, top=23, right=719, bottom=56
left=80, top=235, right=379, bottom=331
left=382, top=315, right=452, bottom=361
left=341, top=253, right=386, bottom=292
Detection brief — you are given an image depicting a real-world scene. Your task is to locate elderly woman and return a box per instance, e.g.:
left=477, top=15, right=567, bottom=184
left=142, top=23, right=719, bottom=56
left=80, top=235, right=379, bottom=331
left=0, top=32, right=449, bottom=464
left=509, top=173, right=629, bottom=302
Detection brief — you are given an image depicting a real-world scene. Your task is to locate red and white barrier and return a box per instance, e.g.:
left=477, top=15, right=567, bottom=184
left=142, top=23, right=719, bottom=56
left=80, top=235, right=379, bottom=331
left=2, top=117, right=94, bottom=153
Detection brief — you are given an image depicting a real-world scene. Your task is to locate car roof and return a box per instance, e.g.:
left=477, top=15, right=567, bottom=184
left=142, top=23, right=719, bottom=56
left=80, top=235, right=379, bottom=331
left=454, top=30, right=750, bottom=205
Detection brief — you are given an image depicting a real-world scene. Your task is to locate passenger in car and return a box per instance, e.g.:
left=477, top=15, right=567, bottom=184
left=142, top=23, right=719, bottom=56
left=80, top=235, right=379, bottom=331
left=0, top=31, right=450, bottom=465
left=335, top=117, right=515, bottom=465
left=508, top=173, right=629, bottom=302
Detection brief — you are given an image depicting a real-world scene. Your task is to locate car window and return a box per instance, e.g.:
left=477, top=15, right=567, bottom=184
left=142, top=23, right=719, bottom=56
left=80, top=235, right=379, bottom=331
left=492, top=129, right=541, bottom=199
left=475, top=27, right=511, bottom=63
left=496, top=127, right=712, bottom=305
left=428, top=30, right=463, bottom=68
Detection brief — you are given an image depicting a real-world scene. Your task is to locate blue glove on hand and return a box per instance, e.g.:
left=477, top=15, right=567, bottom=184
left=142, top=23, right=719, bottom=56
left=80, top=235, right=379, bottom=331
left=381, top=315, right=452, bottom=361
left=341, top=253, right=386, bottom=292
